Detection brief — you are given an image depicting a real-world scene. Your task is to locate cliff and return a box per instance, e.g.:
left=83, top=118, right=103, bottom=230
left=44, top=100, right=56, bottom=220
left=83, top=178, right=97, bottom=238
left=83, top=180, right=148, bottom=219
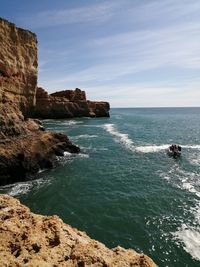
left=0, top=18, right=37, bottom=116
left=0, top=194, right=157, bottom=267
left=0, top=18, right=79, bottom=185
left=34, top=87, right=110, bottom=119
left=0, top=18, right=156, bottom=266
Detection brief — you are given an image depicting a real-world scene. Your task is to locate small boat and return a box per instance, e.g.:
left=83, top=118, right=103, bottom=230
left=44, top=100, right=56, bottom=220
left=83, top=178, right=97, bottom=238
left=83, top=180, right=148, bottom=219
left=167, top=144, right=181, bottom=158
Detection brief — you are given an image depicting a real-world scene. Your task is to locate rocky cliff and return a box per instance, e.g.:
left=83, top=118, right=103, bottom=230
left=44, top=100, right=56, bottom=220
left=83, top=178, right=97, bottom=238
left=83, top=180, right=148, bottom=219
left=0, top=18, right=79, bottom=185
left=0, top=195, right=157, bottom=267
left=0, top=18, right=37, bottom=116
left=0, top=18, right=157, bottom=266
left=34, top=87, right=110, bottom=119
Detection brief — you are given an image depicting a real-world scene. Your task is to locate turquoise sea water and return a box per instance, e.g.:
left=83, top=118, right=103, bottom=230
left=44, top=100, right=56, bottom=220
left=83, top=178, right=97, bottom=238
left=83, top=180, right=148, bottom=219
left=1, top=108, right=200, bottom=266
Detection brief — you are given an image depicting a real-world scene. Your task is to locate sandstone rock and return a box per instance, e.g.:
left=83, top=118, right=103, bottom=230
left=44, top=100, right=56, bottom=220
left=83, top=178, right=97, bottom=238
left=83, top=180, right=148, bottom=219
left=51, top=88, right=86, bottom=101
left=88, top=101, right=110, bottom=117
left=0, top=194, right=157, bottom=267
left=0, top=18, right=37, bottom=116
left=0, top=101, right=80, bottom=185
left=0, top=18, right=80, bottom=185
left=34, top=87, right=110, bottom=119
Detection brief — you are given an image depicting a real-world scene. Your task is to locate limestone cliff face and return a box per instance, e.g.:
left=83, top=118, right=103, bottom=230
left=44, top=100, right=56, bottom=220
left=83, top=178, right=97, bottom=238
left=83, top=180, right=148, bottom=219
left=34, top=87, right=110, bottom=118
left=0, top=18, right=80, bottom=185
left=0, top=195, right=157, bottom=267
left=0, top=18, right=37, bottom=116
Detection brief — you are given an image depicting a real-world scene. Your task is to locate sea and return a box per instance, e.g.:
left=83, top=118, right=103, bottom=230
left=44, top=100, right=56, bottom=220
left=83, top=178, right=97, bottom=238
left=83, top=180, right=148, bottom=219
left=1, top=107, right=200, bottom=267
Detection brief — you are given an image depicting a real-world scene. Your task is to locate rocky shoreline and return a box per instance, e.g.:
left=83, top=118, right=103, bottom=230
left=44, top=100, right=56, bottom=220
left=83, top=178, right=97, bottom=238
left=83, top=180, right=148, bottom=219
left=0, top=17, right=109, bottom=185
left=0, top=17, right=157, bottom=266
left=0, top=194, right=157, bottom=267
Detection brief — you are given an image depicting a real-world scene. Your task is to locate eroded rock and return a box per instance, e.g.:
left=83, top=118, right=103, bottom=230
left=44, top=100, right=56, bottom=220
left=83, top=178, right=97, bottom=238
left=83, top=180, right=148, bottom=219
left=0, top=18, right=80, bottom=185
left=34, top=87, right=110, bottom=119
left=0, top=195, right=157, bottom=267
left=0, top=17, right=37, bottom=116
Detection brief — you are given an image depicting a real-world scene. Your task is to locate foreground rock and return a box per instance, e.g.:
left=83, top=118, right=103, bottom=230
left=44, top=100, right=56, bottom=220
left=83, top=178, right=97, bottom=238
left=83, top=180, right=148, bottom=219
left=34, top=87, right=110, bottom=119
left=0, top=18, right=79, bottom=185
left=0, top=195, right=157, bottom=267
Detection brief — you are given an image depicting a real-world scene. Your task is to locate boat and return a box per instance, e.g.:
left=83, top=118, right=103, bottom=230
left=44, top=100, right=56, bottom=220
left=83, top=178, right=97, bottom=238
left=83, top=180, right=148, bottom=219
left=167, top=144, right=181, bottom=158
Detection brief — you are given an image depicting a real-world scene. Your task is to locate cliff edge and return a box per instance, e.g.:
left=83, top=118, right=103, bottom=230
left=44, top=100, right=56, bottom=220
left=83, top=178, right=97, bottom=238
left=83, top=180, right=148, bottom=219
left=0, top=18, right=79, bottom=185
left=0, top=194, right=157, bottom=267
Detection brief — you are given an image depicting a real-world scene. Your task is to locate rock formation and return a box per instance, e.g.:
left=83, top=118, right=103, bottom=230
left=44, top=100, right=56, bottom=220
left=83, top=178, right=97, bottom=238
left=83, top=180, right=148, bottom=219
left=0, top=18, right=79, bottom=185
left=0, top=18, right=156, bottom=266
left=0, top=18, right=37, bottom=116
left=0, top=194, right=157, bottom=267
left=34, top=87, right=110, bottom=119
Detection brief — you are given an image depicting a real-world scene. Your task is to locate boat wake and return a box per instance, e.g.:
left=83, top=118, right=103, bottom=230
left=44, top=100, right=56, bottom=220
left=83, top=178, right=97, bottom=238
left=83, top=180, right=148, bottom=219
left=103, top=124, right=200, bottom=155
left=103, top=124, right=169, bottom=153
left=135, top=145, right=169, bottom=153
left=103, top=124, right=135, bottom=152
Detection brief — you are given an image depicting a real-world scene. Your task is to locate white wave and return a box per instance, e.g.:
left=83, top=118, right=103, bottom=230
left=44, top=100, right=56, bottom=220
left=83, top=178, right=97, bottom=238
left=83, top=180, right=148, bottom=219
left=78, top=153, right=89, bottom=158
left=182, top=145, right=200, bottom=149
left=160, top=166, right=200, bottom=199
left=64, top=151, right=89, bottom=158
left=182, top=181, right=200, bottom=198
left=62, top=120, right=83, bottom=126
left=174, top=224, right=200, bottom=261
left=8, top=182, right=32, bottom=196
left=103, top=124, right=135, bottom=152
left=135, top=144, right=169, bottom=153
left=72, top=134, right=98, bottom=140
left=1, top=178, right=48, bottom=197
left=64, top=151, right=72, bottom=156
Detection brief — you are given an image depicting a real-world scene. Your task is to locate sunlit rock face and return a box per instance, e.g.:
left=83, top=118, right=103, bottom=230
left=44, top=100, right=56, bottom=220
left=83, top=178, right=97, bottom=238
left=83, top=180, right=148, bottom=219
left=0, top=18, right=79, bottom=185
left=0, top=195, right=157, bottom=267
left=34, top=87, right=110, bottom=118
left=0, top=18, right=37, bottom=116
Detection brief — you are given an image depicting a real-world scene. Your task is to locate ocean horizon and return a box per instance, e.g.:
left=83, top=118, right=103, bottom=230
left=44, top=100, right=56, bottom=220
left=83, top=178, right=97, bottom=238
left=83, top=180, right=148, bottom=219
left=1, top=107, right=200, bottom=266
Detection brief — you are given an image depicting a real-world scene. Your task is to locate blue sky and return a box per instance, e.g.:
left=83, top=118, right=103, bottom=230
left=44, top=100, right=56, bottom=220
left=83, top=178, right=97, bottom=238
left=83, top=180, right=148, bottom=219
left=1, top=0, right=200, bottom=107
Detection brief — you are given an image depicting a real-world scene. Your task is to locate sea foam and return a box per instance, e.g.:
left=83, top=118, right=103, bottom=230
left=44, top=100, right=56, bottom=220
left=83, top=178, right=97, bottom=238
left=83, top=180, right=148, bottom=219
left=103, top=124, right=135, bottom=152
left=135, top=144, right=169, bottom=153
left=174, top=224, right=200, bottom=261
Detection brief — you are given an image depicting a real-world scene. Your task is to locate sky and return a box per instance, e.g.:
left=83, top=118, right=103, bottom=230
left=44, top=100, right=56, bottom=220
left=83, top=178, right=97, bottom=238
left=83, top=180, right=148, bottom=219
left=1, top=0, right=200, bottom=107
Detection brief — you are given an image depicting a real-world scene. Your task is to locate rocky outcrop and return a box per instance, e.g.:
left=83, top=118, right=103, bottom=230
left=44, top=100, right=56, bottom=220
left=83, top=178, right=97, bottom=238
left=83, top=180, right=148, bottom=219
left=0, top=18, right=37, bottom=116
left=0, top=194, right=157, bottom=267
left=0, top=18, right=80, bottom=185
left=88, top=101, right=110, bottom=117
left=34, top=87, right=110, bottom=119
left=0, top=99, right=80, bottom=185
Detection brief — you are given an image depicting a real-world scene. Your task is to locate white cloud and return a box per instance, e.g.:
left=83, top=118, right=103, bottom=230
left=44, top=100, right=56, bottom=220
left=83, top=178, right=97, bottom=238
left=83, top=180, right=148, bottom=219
left=36, top=0, right=200, bottom=107
left=19, top=1, right=122, bottom=28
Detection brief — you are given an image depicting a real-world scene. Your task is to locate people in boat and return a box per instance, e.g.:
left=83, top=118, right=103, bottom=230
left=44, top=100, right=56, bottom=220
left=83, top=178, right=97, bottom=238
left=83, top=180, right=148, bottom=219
left=169, top=144, right=181, bottom=153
